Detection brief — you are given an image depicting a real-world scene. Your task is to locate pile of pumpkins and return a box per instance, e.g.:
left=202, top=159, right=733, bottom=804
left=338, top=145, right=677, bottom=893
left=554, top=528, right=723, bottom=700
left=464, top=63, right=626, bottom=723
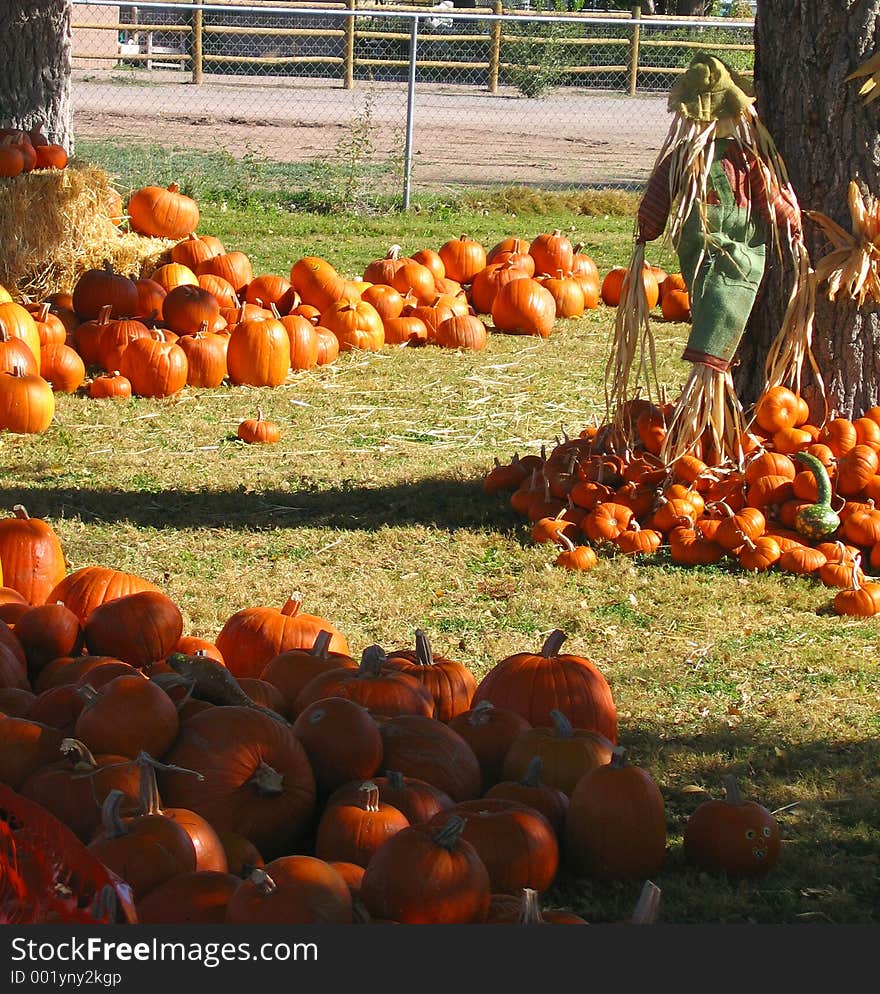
left=0, top=504, right=777, bottom=924
left=0, top=128, right=68, bottom=178
left=484, top=385, right=880, bottom=617
left=0, top=181, right=690, bottom=434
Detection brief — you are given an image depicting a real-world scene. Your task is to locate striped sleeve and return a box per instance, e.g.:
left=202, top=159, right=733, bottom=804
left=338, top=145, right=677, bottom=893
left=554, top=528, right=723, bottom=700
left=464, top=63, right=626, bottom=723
left=746, top=156, right=802, bottom=237
left=637, top=154, right=674, bottom=243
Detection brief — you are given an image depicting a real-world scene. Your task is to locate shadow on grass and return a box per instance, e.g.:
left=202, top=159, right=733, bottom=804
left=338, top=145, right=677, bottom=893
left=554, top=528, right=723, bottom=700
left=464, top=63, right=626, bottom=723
left=0, top=477, right=524, bottom=533
left=546, top=720, right=880, bottom=924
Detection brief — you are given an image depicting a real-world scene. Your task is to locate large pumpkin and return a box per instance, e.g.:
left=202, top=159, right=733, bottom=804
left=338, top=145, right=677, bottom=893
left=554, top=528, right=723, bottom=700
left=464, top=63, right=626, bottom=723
left=216, top=595, right=349, bottom=680
left=226, top=317, right=290, bottom=387
left=472, top=630, right=617, bottom=743
left=0, top=504, right=66, bottom=606
left=158, top=706, right=317, bottom=858
left=491, top=278, right=557, bottom=338
left=127, top=183, right=200, bottom=239
left=47, top=566, right=163, bottom=625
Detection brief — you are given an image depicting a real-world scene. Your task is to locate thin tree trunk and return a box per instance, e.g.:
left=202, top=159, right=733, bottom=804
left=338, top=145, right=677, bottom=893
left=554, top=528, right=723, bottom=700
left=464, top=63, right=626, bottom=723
left=736, top=0, right=880, bottom=421
left=0, top=1, right=72, bottom=153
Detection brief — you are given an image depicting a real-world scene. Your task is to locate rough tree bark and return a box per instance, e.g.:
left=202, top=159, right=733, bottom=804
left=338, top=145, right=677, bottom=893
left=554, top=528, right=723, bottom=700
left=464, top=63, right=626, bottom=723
left=735, top=1, right=880, bottom=420
left=0, top=1, right=73, bottom=152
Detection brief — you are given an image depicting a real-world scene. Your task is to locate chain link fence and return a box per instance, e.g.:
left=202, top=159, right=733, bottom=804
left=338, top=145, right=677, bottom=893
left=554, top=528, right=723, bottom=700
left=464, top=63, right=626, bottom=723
left=71, top=0, right=755, bottom=206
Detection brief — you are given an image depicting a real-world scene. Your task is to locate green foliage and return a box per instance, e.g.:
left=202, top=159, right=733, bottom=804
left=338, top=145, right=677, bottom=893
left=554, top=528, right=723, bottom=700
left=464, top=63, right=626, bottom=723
left=504, top=0, right=586, bottom=98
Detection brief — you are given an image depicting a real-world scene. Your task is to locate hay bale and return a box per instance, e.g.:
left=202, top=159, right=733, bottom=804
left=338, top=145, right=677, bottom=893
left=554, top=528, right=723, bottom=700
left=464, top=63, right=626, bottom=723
left=0, top=162, right=176, bottom=301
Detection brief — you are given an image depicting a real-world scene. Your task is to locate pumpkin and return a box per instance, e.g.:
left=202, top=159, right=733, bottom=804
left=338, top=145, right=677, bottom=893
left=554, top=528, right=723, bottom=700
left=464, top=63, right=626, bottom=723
left=47, top=566, right=162, bottom=627
left=290, top=256, right=348, bottom=312
left=177, top=329, right=228, bottom=388
left=320, top=298, right=384, bottom=352
left=19, top=737, right=140, bottom=842
left=224, top=858, right=352, bottom=924
left=216, top=593, right=349, bottom=680
left=488, top=886, right=589, bottom=925
left=39, top=343, right=85, bottom=393
left=427, top=798, right=558, bottom=895
left=529, top=230, right=574, bottom=276
left=237, top=410, right=281, bottom=444
left=0, top=367, right=54, bottom=434
left=245, top=274, right=298, bottom=313
left=127, top=183, right=200, bottom=239
left=753, top=385, right=801, bottom=433
left=294, top=645, right=435, bottom=719
left=447, top=701, right=532, bottom=789
left=14, top=602, right=84, bottom=677
left=315, top=781, right=410, bottom=868
left=683, top=774, right=781, bottom=878
left=171, top=232, right=226, bottom=271
left=118, top=333, right=188, bottom=398
left=472, top=629, right=617, bottom=743
left=564, top=747, right=666, bottom=880
left=158, top=706, right=317, bottom=858
left=73, top=672, right=180, bottom=760
left=484, top=756, right=570, bottom=840
left=0, top=717, right=65, bottom=789
left=0, top=504, right=66, bottom=606
left=833, top=555, right=880, bottom=616
left=376, top=713, right=483, bottom=802
left=501, top=709, right=614, bottom=795
left=89, top=371, right=133, bottom=400
left=359, top=814, right=491, bottom=924
left=226, top=317, right=290, bottom=386
left=491, top=278, right=557, bottom=338
left=0, top=326, right=39, bottom=376
left=259, top=629, right=357, bottom=718
left=71, top=263, right=139, bottom=321
left=83, top=589, right=183, bottom=669
left=381, top=629, right=476, bottom=723
left=161, top=284, right=221, bottom=336
left=291, top=696, right=383, bottom=793
left=437, top=234, right=487, bottom=284
left=136, top=870, right=242, bottom=924
left=278, top=313, right=320, bottom=370
left=325, top=771, right=453, bottom=826
left=197, top=252, right=254, bottom=295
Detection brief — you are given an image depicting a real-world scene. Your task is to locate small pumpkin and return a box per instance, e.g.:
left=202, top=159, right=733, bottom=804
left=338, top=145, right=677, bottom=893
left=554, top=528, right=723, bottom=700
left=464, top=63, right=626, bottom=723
left=238, top=410, right=280, bottom=445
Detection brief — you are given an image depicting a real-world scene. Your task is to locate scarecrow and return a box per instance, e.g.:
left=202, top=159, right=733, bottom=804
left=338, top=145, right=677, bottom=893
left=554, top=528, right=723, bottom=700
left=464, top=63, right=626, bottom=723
left=605, top=52, right=815, bottom=467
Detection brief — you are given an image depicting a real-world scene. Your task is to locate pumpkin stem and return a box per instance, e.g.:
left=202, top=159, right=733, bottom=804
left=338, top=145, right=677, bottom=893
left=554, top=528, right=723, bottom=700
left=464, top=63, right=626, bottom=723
left=358, top=781, right=380, bottom=812
left=468, top=700, right=494, bottom=725
left=609, top=746, right=627, bottom=769
left=630, top=880, right=661, bottom=924
left=98, top=790, right=130, bottom=839
left=385, top=770, right=406, bottom=789
left=310, top=629, right=333, bottom=659
left=549, top=709, right=574, bottom=739
left=413, top=629, right=434, bottom=666
left=555, top=533, right=576, bottom=553
left=358, top=644, right=387, bottom=678
left=249, top=760, right=285, bottom=795
left=521, top=755, right=544, bottom=788
left=133, top=750, right=205, bottom=815
left=516, top=887, right=545, bottom=924
left=722, top=774, right=744, bottom=806
left=281, top=594, right=304, bottom=617
left=540, top=630, right=567, bottom=657
left=59, top=737, right=99, bottom=771
left=431, top=814, right=467, bottom=850
left=248, top=867, right=277, bottom=896
left=11, top=504, right=29, bottom=520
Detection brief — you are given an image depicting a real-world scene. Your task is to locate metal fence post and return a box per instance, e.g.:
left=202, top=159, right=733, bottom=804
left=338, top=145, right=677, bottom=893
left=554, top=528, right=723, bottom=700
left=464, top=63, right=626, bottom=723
left=344, top=0, right=356, bottom=90
left=192, top=0, right=203, bottom=84
left=628, top=5, right=641, bottom=97
left=402, top=16, right=419, bottom=210
left=488, top=1, right=503, bottom=94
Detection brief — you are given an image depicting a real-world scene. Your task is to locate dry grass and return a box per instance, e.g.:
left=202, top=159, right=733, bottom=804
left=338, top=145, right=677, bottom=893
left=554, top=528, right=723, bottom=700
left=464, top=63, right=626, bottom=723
left=1, top=203, right=878, bottom=923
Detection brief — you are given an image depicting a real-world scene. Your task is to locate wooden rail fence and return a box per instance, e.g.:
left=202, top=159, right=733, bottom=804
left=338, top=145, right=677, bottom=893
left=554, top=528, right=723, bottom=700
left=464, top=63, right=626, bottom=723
left=72, top=3, right=754, bottom=95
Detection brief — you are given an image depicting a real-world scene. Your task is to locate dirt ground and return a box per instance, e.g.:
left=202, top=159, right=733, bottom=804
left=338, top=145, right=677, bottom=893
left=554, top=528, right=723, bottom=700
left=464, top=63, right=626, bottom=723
left=72, top=70, right=669, bottom=191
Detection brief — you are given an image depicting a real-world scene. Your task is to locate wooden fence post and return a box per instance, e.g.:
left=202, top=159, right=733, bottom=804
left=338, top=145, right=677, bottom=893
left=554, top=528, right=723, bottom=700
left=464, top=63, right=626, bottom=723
left=628, top=5, right=641, bottom=97
left=344, top=0, right=356, bottom=90
left=488, top=0, right=502, bottom=94
left=192, top=0, right=203, bottom=84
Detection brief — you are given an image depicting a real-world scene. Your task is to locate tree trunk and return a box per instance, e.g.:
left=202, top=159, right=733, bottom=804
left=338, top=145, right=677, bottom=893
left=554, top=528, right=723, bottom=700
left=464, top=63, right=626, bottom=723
left=0, top=1, right=72, bottom=153
left=735, top=0, right=880, bottom=421
left=675, top=0, right=708, bottom=15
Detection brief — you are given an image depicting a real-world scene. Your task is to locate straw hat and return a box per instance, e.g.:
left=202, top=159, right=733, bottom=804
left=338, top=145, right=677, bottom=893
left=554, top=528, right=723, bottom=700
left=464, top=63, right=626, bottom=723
left=667, top=53, right=755, bottom=123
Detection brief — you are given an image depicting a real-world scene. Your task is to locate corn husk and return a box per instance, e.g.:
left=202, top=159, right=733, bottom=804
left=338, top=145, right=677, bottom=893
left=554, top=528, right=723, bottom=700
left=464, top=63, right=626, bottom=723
left=0, top=161, right=174, bottom=301
left=660, top=364, right=749, bottom=469
left=807, top=181, right=880, bottom=306
left=846, top=50, right=880, bottom=107
left=604, top=241, right=660, bottom=431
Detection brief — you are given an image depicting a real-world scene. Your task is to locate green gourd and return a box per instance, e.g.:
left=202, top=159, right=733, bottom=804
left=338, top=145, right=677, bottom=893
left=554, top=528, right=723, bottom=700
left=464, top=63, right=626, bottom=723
left=793, top=451, right=841, bottom=540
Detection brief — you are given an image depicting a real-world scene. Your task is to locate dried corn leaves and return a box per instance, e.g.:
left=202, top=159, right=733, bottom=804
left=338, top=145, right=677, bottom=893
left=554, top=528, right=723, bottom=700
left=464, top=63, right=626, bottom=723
left=807, top=181, right=880, bottom=307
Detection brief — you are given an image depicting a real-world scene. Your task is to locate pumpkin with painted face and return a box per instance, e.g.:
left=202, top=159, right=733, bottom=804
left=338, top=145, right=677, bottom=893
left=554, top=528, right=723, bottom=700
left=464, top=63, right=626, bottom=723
left=683, top=774, right=780, bottom=878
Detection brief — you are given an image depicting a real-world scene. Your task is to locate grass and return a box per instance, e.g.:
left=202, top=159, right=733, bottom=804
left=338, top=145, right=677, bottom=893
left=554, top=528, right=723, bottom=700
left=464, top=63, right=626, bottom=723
left=7, top=140, right=880, bottom=924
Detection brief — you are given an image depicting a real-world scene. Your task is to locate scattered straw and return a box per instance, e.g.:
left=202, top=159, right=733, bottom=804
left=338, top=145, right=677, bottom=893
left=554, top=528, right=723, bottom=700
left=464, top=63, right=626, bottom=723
left=0, top=161, right=174, bottom=300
